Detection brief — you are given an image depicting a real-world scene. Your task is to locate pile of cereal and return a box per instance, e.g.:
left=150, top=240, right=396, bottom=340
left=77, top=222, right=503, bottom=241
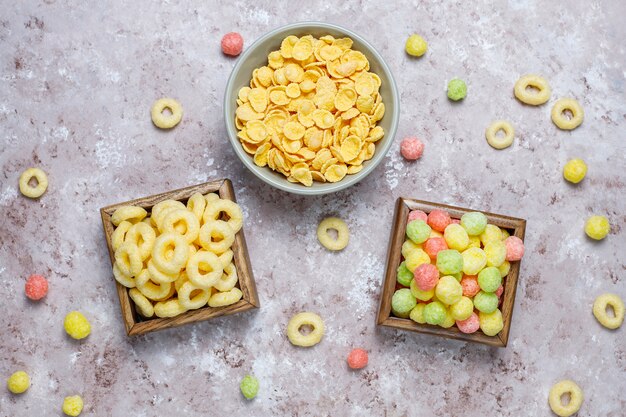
left=109, top=193, right=244, bottom=318
left=391, top=209, right=525, bottom=336
left=234, top=34, right=386, bottom=186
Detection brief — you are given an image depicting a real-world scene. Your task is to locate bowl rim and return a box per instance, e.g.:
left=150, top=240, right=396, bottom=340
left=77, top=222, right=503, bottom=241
left=223, top=21, right=400, bottom=196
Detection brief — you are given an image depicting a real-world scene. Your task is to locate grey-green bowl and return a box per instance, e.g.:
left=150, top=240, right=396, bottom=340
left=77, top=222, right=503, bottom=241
left=224, top=22, right=399, bottom=196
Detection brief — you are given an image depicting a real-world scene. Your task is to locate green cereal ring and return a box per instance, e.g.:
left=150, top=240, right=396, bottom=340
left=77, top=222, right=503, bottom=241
left=409, top=303, right=427, bottom=324
left=436, top=249, right=463, bottom=275
left=406, top=220, right=431, bottom=244
left=479, top=309, right=504, bottom=336
left=240, top=375, right=259, bottom=400
left=484, top=239, right=506, bottom=267
left=435, top=275, right=463, bottom=305
left=460, top=212, right=488, bottom=236
left=391, top=288, right=417, bottom=318
left=461, top=247, right=487, bottom=275
left=447, top=78, right=467, bottom=101
left=410, top=280, right=434, bottom=301
left=473, top=291, right=499, bottom=313
left=478, top=267, right=502, bottom=292
left=396, top=261, right=414, bottom=287
left=423, top=301, right=447, bottom=325
left=450, top=296, right=474, bottom=321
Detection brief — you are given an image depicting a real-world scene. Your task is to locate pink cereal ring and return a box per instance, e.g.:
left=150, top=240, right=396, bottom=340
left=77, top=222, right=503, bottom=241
left=414, top=263, right=439, bottom=291
left=400, top=137, right=424, bottom=160
left=424, top=237, right=448, bottom=259
left=347, top=348, right=368, bottom=369
left=456, top=312, right=480, bottom=333
left=408, top=210, right=428, bottom=223
left=460, top=275, right=480, bottom=297
left=25, top=274, right=48, bottom=300
left=427, top=209, right=451, bottom=232
left=495, top=285, right=504, bottom=298
left=504, top=236, right=525, bottom=261
left=221, top=32, right=244, bottom=56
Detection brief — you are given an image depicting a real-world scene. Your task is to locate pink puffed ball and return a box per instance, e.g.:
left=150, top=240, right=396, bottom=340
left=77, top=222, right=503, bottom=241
left=413, top=263, right=439, bottom=291
left=400, top=137, right=424, bottom=160
left=25, top=274, right=48, bottom=300
left=460, top=275, right=480, bottom=297
left=427, top=209, right=451, bottom=232
left=221, top=32, right=244, bottom=56
left=347, top=348, right=368, bottom=369
left=495, top=285, right=504, bottom=298
left=451, top=219, right=461, bottom=225
left=424, top=237, right=448, bottom=259
left=456, top=312, right=480, bottom=334
left=408, top=210, right=428, bottom=223
left=504, top=236, right=525, bottom=261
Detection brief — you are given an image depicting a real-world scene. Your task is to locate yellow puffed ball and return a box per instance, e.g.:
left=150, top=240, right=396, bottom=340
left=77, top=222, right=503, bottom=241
left=410, top=279, right=434, bottom=301
left=7, top=371, right=30, bottom=394
left=62, top=395, right=84, bottom=416
left=405, top=248, right=431, bottom=272
left=64, top=311, right=91, bottom=340
left=563, top=158, right=587, bottom=184
left=450, top=296, right=474, bottom=321
left=405, top=34, right=428, bottom=57
left=440, top=307, right=456, bottom=328
left=480, top=224, right=502, bottom=246
left=409, top=303, right=427, bottom=324
left=585, top=215, right=610, bottom=240
left=435, top=275, right=463, bottom=305
left=479, top=309, right=504, bottom=336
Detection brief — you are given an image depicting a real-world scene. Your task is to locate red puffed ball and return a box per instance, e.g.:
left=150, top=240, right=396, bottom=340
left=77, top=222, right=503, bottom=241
left=427, top=209, right=451, bottom=232
left=347, top=348, right=368, bottom=369
left=400, top=137, right=424, bottom=160
left=407, top=210, right=428, bottom=223
left=424, top=237, right=448, bottom=259
left=460, top=275, right=480, bottom=297
left=413, top=263, right=439, bottom=291
left=25, top=274, right=48, bottom=300
left=221, top=32, right=244, bottom=56
left=504, top=236, right=525, bottom=261
left=495, top=285, right=504, bottom=298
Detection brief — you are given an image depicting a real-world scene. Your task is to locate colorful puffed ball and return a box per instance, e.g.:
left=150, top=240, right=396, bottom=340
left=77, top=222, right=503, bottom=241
left=450, top=296, right=474, bottom=321
left=25, top=274, right=48, bottom=301
left=460, top=275, right=480, bottom=297
left=404, top=248, right=431, bottom=272
left=435, top=275, right=463, bottom=305
left=406, top=219, right=431, bottom=244
left=443, top=223, right=470, bottom=251
left=479, top=309, right=504, bottom=336
left=456, top=312, right=480, bottom=334
left=409, top=303, right=427, bottom=323
left=473, top=291, right=499, bottom=314
left=427, top=209, right=451, bottom=232
left=563, top=158, right=587, bottom=184
left=480, top=224, right=502, bottom=246
left=221, top=32, right=244, bottom=56
left=585, top=215, right=610, bottom=240
left=423, top=237, right=448, bottom=259
left=499, top=260, right=512, bottom=277
left=413, top=263, right=439, bottom=291
left=62, top=395, right=84, bottom=416
left=347, top=348, right=369, bottom=370
left=423, top=301, right=447, bottom=325
left=440, top=308, right=456, bottom=328
left=410, top=280, right=435, bottom=301
left=460, top=212, right=487, bottom=236
left=7, top=370, right=30, bottom=394
left=484, top=239, right=507, bottom=267
left=400, top=137, right=425, bottom=160
left=405, top=34, right=428, bottom=57
left=504, top=236, right=525, bottom=261
left=391, top=288, right=417, bottom=318
left=407, top=210, right=428, bottom=223
left=396, top=262, right=414, bottom=287
left=447, top=78, right=467, bottom=101
left=240, top=375, right=259, bottom=400
left=63, top=311, right=91, bottom=340
left=461, top=247, right=487, bottom=275
left=477, top=267, right=502, bottom=293
left=436, top=249, right=464, bottom=275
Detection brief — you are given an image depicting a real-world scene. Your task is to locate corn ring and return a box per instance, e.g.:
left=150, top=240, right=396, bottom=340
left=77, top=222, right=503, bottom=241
left=151, top=200, right=185, bottom=228
left=129, top=288, right=154, bottom=318
left=177, top=281, right=211, bottom=310
left=161, top=209, right=200, bottom=244
left=514, top=74, right=551, bottom=105
left=114, top=242, right=142, bottom=277
left=151, top=98, right=183, bottom=129
left=124, top=222, right=156, bottom=260
left=19, top=167, right=48, bottom=198
left=174, top=271, right=189, bottom=293
left=218, top=249, right=234, bottom=269
left=135, top=269, right=172, bottom=301
left=147, top=259, right=179, bottom=284
left=112, top=262, right=137, bottom=288
left=551, top=98, right=584, bottom=130
left=198, top=220, right=235, bottom=255
left=317, top=217, right=349, bottom=251
left=186, top=250, right=223, bottom=289
left=214, top=263, right=238, bottom=292
left=548, top=380, right=583, bottom=417
left=154, top=298, right=188, bottom=318
left=592, top=293, right=624, bottom=329
left=111, top=220, right=133, bottom=252
left=111, top=206, right=147, bottom=226
left=286, top=312, right=325, bottom=347
left=208, top=287, right=243, bottom=308
left=485, top=120, right=515, bottom=150
left=151, top=232, right=189, bottom=274
left=186, top=192, right=207, bottom=221
left=202, top=199, right=243, bottom=233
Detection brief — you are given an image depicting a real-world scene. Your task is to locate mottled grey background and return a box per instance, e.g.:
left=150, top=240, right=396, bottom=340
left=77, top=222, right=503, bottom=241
left=1, top=1, right=624, bottom=416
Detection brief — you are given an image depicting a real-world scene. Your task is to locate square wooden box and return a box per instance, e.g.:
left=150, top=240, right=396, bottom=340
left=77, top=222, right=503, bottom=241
left=376, top=197, right=526, bottom=347
left=100, top=179, right=260, bottom=336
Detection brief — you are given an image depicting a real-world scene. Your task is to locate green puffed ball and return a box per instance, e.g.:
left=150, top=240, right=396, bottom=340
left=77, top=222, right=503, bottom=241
left=406, top=220, right=431, bottom=244
left=451, top=272, right=462, bottom=282
left=396, top=261, right=414, bottom=287
left=436, top=249, right=463, bottom=275
left=240, top=375, right=259, bottom=400
left=423, top=301, right=447, bottom=325
left=447, top=78, right=467, bottom=101
left=391, top=288, right=417, bottom=318
left=461, top=212, right=487, bottom=236
left=473, top=291, right=499, bottom=313
left=477, top=266, right=502, bottom=292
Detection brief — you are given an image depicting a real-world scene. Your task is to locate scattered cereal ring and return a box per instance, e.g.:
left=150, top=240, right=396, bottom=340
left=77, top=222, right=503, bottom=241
left=25, top=274, right=48, bottom=300
left=317, top=217, right=349, bottom=251
left=128, top=288, right=154, bottom=318
left=400, top=137, right=425, bottom=160
left=456, top=312, right=480, bottom=334
left=450, top=296, right=474, bottom=321
left=396, top=261, right=414, bottom=287
left=287, top=312, right=325, bottom=347
left=447, top=78, right=467, bottom=101
left=405, top=34, right=428, bottom=57
left=551, top=98, right=583, bottom=130
left=592, top=293, right=624, bottom=329
left=474, top=291, right=499, bottom=314
left=151, top=98, right=183, bottom=129
left=427, top=210, right=451, bottom=233
left=443, top=223, right=469, bottom=251
left=414, top=263, right=439, bottom=291
left=347, top=348, right=368, bottom=369
left=477, top=267, right=502, bottom=293
left=479, top=308, right=503, bottom=336
left=548, top=380, right=583, bottom=417
left=485, top=120, right=515, bottom=150
left=186, top=250, right=223, bottom=289
left=504, top=236, right=525, bottom=261
left=64, top=311, right=91, bottom=340
left=154, top=298, right=187, bottom=318
left=423, top=301, right=446, bottom=325
left=435, top=275, right=463, bottom=305
left=62, top=395, right=84, bottom=416
left=392, top=288, right=417, bottom=318
left=6, top=370, right=30, bottom=394
left=178, top=281, right=211, bottom=310
left=514, top=74, right=551, bottom=105
left=436, top=249, right=463, bottom=275
left=406, top=219, right=431, bottom=244
left=585, top=215, right=610, bottom=240
left=461, top=275, right=480, bottom=297
left=111, top=205, right=147, bottom=226
left=409, top=303, right=427, bottom=323
left=208, top=287, right=243, bottom=307
left=151, top=232, right=189, bottom=274
left=562, top=158, right=587, bottom=184
left=408, top=210, right=428, bottom=223
left=461, top=247, right=487, bottom=275
left=221, top=32, right=244, bottom=56
left=240, top=375, right=259, bottom=400
left=19, top=167, right=48, bottom=198
left=424, top=237, right=448, bottom=259
left=460, top=212, right=487, bottom=236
